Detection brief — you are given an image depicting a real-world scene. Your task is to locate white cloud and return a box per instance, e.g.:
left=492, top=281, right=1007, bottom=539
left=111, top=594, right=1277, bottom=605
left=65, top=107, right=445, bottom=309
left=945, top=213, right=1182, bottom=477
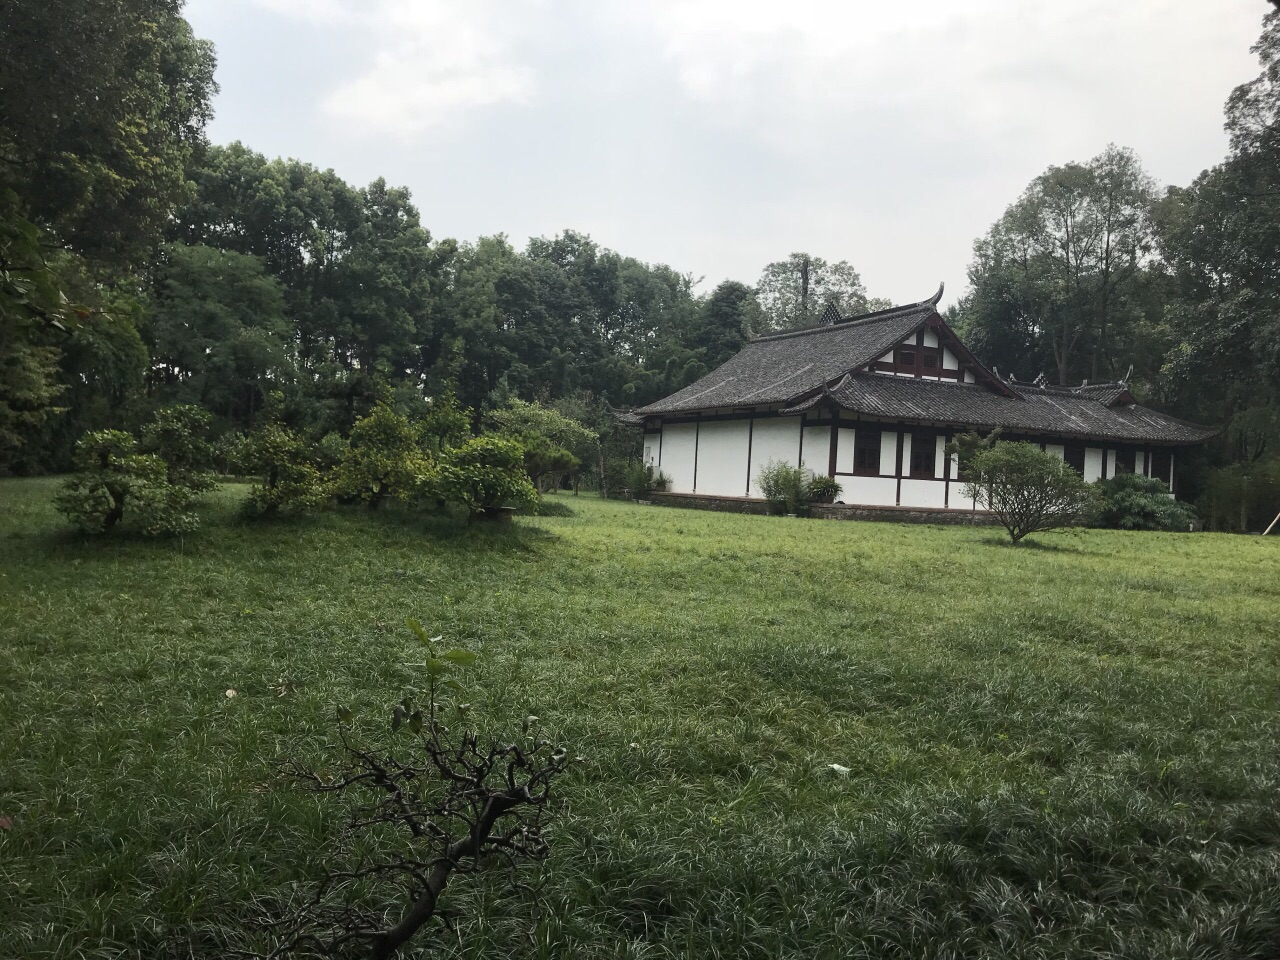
left=233, top=0, right=535, bottom=135
left=634, top=0, right=1259, bottom=163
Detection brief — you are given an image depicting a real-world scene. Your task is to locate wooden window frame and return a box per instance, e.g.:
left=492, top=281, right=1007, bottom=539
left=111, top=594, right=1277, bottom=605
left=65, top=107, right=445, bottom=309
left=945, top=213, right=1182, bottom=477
left=909, top=432, right=937, bottom=479
left=852, top=428, right=882, bottom=477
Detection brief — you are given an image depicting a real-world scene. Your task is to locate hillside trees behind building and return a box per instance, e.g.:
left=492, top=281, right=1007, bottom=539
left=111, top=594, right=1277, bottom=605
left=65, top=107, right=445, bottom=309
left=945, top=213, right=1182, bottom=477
left=4, top=1, right=1280, bottom=517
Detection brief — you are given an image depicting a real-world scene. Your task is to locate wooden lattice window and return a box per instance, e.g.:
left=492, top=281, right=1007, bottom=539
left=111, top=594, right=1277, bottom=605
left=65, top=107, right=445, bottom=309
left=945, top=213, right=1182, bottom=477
left=910, top=433, right=936, bottom=478
left=854, top=429, right=881, bottom=476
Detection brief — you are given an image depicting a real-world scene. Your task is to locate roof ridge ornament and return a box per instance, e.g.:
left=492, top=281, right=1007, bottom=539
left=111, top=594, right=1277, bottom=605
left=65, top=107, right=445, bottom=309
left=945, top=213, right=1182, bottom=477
left=1033, top=372, right=1048, bottom=389
left=924, top=282, right=945, bottom=307
left=1122, top=364, right=1133, bottom=386
left=818, top=299, right=841, bottom=326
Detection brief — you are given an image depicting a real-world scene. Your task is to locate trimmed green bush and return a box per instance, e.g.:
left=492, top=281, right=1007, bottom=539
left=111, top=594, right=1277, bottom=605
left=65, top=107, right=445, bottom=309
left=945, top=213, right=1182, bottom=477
left=965, top=441, right=1098, bottom=543
left=1091, top=473, right=1195, bottom=531
left=333, top=404, right=429, bottom=509
left=54, top=430, right=200, bottom=535
left=140, top=405, right=216, bottom=493
left=235, top=422, right=330, bottom=517
left=431, top=435, right=537, bottom=516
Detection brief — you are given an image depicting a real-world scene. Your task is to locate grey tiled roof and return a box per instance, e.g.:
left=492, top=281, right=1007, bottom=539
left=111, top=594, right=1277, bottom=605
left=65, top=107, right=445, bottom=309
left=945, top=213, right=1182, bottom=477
left=800, top=374, right=1216, bottom=445
left=625, top=288, right=1216, bottom=445
left=633, top=302, right=932, bottom=415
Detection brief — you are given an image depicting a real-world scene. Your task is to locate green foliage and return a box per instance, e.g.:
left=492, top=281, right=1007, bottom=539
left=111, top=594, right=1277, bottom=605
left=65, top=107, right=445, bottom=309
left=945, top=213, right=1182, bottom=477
left=625, top=461, right=658, bottom=499
left=419, top=389, right=472, bottom=454
left=235, top=422, right=330, bottom=517
left=431, top=436, right=537, bottom=515
left=805, top=475, right=843, bottom=503
left=140, top=404, right=215, bottom=492
left=487, top=398, right=595, bottom=492
left=756, top=253, right=876, bottom=332
left=756, top=460, right=810, bottom=515
left=1197, top=460, right=1280, bottom=532
left=144, top=244, right=290, bottom=429
left=487, top=398, right=597, bottom=458
left=958, top=145, right=1157, bottom=387
left=511, top=431, right=581, bottom=493
left=965, top=441, right=1099, bottom=543
left=313, top=432, right=348, bottom=471
left=333, top=404, right=429, bottom=509
left=54, top=430, right=199, bottom=535
left=0, top=0, right=217, bottom=265
left=0, top=192, right=70, bottom=468
left=1090, top=473, right=1196, bottom=532
left=945, top=429, right=1001, bottom=477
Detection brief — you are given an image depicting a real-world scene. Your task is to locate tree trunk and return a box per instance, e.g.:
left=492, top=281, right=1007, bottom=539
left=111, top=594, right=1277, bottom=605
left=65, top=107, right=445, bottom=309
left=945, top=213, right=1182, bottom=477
left=103, top=488, right=127, bottom=532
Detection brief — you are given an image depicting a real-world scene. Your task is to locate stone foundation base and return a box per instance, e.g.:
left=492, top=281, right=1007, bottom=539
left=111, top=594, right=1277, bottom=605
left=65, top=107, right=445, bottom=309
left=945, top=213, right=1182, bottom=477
left=649, top=491, right=996, bottom=525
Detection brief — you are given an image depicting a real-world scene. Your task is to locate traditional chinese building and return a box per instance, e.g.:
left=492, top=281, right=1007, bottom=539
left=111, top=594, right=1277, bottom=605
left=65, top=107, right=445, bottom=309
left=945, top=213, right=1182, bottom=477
left=619, top=286, right=1216, bottom=512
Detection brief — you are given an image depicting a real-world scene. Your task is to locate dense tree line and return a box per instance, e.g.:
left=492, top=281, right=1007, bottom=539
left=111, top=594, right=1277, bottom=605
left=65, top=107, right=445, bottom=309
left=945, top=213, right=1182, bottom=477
left=952, top=10, right=1280, bottom=513
left=3, top=2, right=1280, bottom=519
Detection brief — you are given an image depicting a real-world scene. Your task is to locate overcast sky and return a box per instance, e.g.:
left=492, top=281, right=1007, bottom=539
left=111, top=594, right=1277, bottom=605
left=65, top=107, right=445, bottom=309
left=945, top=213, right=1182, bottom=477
left=185, top=0, right=1268, bottom=306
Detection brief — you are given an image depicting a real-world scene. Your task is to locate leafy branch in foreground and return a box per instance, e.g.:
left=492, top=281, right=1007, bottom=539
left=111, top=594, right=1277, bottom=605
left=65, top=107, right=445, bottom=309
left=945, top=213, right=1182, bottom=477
left=267, top=620, right=573, bottom=960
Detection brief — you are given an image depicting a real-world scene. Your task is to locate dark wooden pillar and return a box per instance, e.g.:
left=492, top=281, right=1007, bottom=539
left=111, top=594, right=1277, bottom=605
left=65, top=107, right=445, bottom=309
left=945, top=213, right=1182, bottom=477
left=895, top=429, right=905, bottom=505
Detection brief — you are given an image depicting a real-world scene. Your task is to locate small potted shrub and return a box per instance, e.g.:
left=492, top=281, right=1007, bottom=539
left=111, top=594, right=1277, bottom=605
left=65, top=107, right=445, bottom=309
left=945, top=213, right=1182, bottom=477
left=805, top=475, right=842, bottom=505
left=652, top=469, right=671, bottom=493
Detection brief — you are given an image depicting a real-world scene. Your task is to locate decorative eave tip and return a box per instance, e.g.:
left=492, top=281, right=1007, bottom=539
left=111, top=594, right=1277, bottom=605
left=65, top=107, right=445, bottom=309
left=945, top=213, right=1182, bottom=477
left=924, top=282, right=945, bottom=308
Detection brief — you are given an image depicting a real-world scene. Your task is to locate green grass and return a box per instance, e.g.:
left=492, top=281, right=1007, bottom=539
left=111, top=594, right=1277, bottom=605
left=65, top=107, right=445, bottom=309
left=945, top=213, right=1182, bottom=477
left=2, top=477, right=1279, bottom=959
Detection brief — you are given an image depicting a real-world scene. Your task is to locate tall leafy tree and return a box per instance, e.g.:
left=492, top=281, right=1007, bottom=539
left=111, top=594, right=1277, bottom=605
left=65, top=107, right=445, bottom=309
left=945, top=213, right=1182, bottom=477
left=959, top=145, right=1157, bottom=386
left=0, top=0, right=217, bottom=265
left=145, top=244, right=291, bottom=429
left=690, top=280, right=759, bottom=369
left=0, top=0, right=215, bottom=470
left=755, top=253, right=876, bottom=331
left=1155, top=10, right=1280, bottom=460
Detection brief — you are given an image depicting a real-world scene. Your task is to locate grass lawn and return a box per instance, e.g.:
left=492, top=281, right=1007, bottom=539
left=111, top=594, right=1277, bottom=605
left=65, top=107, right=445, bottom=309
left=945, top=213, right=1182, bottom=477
left=2, top=477, right=1279, bottom=959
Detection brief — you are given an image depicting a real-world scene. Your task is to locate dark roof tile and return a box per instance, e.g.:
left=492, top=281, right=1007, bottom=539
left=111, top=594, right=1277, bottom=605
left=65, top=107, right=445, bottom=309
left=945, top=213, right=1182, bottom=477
left=634, top=303, right=931, bottom=414
left=810, top=373, right=1216, bottom=444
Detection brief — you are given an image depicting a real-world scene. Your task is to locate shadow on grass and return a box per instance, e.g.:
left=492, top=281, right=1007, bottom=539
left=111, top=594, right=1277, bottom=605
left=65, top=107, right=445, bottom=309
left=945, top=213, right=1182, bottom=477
left=521, top=498, right=577, bottom=518
left=19, top=498, right=559, bottom=569
left=361, top=503, right=560, bottom=554
left=972, top=534, right=1088, bottom=553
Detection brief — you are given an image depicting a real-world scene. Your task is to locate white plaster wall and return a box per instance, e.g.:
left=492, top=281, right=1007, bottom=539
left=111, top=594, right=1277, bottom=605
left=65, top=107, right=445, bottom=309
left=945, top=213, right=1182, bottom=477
left=964, top=371, right=976, bottom=383
left=1168, top=452, right=1176, bottom=490
left=900, top=479, right=948, bottom=508
left=843, top=475, right=899, bottom=507
left=835, top=427, right=856, bottom=474
left=901, top=433, right=913, bottom=475
left=661, top=423, right=697, bottom=493
left=1045, top=443, right=1065, bottom=460
left=879, top=431, right=899, bottom=477
left=1135, top=450, right=1146, bottom=475
left=942, top=348, right=959, bottom=370
left=922, top=329, right=938, bottom=348
left=747, top=417, right=802, bottom=497
left=800, top=425, right=830, bottom=476
left=1105, top=449, right=1117, bottom=477
left=695, top=419, right=750, bottom=496
left=1084, top=447, right=1103, bottom=482
left=642, top=434, right=660, bottom=466
left=934, top=436, right=947, bottom=479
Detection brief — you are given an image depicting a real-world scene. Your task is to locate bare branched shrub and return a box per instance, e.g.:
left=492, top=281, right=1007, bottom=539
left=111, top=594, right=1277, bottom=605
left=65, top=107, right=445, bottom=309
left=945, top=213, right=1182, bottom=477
left=268, top=621, right=573, bottom=959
